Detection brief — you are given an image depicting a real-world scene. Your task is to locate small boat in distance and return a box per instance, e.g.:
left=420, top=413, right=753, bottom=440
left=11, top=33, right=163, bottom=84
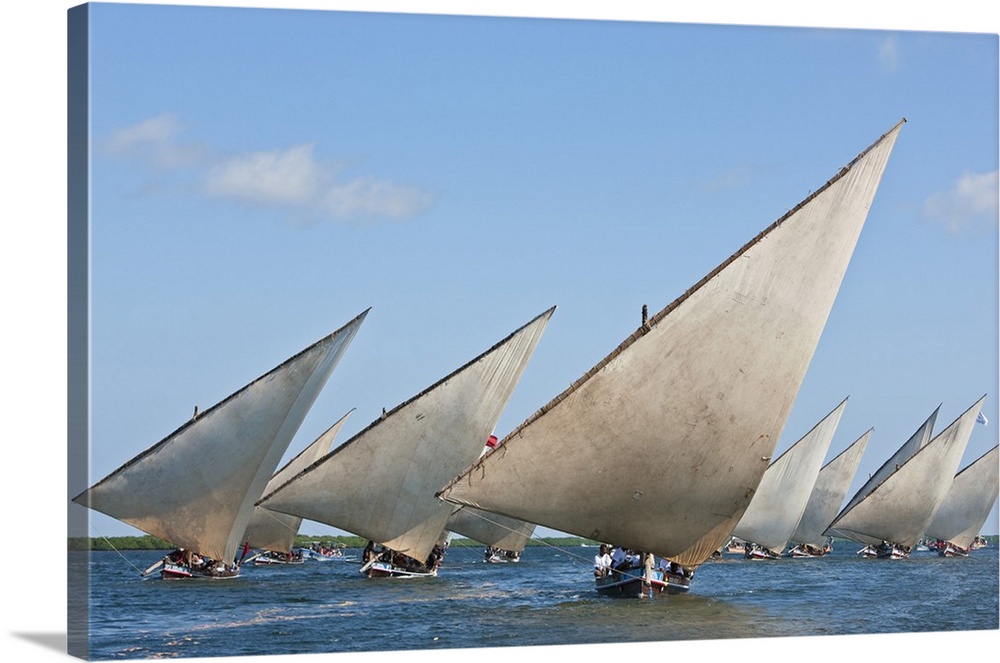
left=71, top=310, right=369, bottom=579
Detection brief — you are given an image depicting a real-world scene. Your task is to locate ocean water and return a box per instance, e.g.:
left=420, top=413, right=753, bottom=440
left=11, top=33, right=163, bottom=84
left=76, top=543, right=999, bottom=660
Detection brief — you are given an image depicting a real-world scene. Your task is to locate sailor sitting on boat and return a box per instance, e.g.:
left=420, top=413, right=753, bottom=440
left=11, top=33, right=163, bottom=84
left=594, top=545, right=613, bottom=577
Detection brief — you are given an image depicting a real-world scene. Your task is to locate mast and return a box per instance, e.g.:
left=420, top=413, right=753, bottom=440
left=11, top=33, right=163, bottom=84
left=438, top=120, right=906, bottom=571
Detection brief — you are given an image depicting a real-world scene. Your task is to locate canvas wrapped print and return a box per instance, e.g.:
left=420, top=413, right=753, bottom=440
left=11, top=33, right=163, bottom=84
left=62, top=1, right=998, bottom=661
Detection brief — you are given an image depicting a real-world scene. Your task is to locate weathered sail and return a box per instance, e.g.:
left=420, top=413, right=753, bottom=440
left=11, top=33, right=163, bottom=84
left=823, top=396, right=985, bottom=550
left=833, top=405, right=939, bottom=521
left=789, top=428, right=872, bottom=548
left=446, top=505, right=537, bottom=553
left=438, top=121, right=904, bottom=570
left=242, top=409, right=354, bottom=553
left=72, top=310, right=368, bottom=565
left=923, top=444, right=999, bottom=551
left=259, top=308, right=554, bottom=564
left=732, top=399, right=847, bottom=555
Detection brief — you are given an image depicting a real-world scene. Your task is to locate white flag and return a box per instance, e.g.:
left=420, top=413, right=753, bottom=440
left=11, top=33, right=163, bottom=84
left=976, top=412, right=988, bottom=426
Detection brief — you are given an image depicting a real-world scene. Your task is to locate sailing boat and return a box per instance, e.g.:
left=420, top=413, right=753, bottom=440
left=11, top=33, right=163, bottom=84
left=258, top=308, right=555, bottom=578
left=824, top=396, right=986, bottom=559
left=71, top=310, right=368, bottom=579
left=437, top=120, right=905, bottom=596
left=447, top=505, right=536, bottom=563
left=445, top=435, right=537, bottom=563
left=244, top=409, right=354, bottom=566
left=835, top=405, right=939, bottom=525
left=922, top=444, right=999, bottom=557
left=732, top=399, right=847, bottom=560
left=787, top=427, right=872, bottom=557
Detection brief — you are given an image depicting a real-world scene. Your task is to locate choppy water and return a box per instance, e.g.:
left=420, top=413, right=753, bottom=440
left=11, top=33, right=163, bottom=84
left=75, top=543, right=998, bottom=660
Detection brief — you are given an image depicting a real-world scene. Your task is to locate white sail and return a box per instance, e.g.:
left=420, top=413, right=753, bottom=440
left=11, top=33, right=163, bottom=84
left=446, top=505, right=537, bottom=553
left=732, top=399, right=847, bottom=555
left=259, top=308, right=554, bottom=564
left=72, top=310, right=369, bottom=565
left=923, top=444, right=999, bottom=551
left=834, top=405, right=939, bottom=520
left=242, top=409, right=354, bottom=553
left=438, top=120, right=904, bottom=571
left=790, top=428, right=872, bottom=548
left=824, top=396, right=986, bottom=550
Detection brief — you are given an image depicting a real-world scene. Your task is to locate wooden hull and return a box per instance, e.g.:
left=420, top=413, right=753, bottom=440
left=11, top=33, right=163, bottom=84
left=595, top=569, right=690, bottom=598
left=161, top=562, right=240, bottom=580
left=744, top=544, right=780, bottom=560
left=875, top=543, right=909, bottom=559
left=939, top=543, right=970, bottom=557
left=365, top=561, right=437, bottom=578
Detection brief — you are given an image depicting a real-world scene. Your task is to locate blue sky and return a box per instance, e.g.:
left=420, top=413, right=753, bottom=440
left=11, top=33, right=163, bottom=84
left=73, top=3, right=999, bottom=542
left=4, top=2, right=998, bottom=661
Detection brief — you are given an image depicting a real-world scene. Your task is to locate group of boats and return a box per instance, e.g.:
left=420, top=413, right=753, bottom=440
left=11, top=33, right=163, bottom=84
left=72, top=118, right=997, bottom=599
left=722, top=395, right=998, bottom=563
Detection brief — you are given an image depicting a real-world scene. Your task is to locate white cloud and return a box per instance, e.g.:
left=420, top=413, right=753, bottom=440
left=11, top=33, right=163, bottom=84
left=877, top=35, right=900, bottom=73
left=101, top=113, right=207, bottom=169
left=101, top=115, right=435, bottom=223
left=203, top=143, right=323, bottom=207
left=922, top=170, right=999, bottom=233
left=321, top=177, right=436, bottom=220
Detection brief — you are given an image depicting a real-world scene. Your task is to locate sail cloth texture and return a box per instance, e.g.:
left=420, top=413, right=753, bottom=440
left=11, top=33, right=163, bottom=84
left=790, top=428, right=872, bottom=548
left=259, top=308, right=554, bottom=564
left=242, top=410, right=354, bottom=553
left=824, top=396, right=986, bottom=549
left=923, top=444, right=999, bottom=550
left=732, top=399, right=847, bottom=554
left=438, top=121, right=904, bottom=570
left=445, top=505, right=537, bottom=552
left=73, top=310, right=369, bottom=565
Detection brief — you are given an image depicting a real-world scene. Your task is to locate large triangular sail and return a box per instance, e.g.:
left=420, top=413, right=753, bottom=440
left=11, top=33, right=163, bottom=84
left=72, top=310, right=369, bottom=565
left=923, top=444, right=999, bottom=551
left=732, top=399, right=847, bottom=555
left=790, top=428, right=872, bottom=549
left=824, top=396, right=985, bottom=550
left=242, top=409, right=355, bottom=553
left=259, top=308, right=555, bottom=564
left=833, top=405, right=939, bottom=522
left=438, top=120, right=904, bottom=571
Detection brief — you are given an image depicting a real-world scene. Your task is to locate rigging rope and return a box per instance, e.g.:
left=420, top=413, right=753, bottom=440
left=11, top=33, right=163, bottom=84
left=457, top=508, right=600, bottom=568
left=89, top=526, right=149, bottom=576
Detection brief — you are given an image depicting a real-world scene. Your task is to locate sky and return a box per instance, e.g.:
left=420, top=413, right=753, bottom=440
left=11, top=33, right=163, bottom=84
left=3, top=1, right=998, bottom=661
